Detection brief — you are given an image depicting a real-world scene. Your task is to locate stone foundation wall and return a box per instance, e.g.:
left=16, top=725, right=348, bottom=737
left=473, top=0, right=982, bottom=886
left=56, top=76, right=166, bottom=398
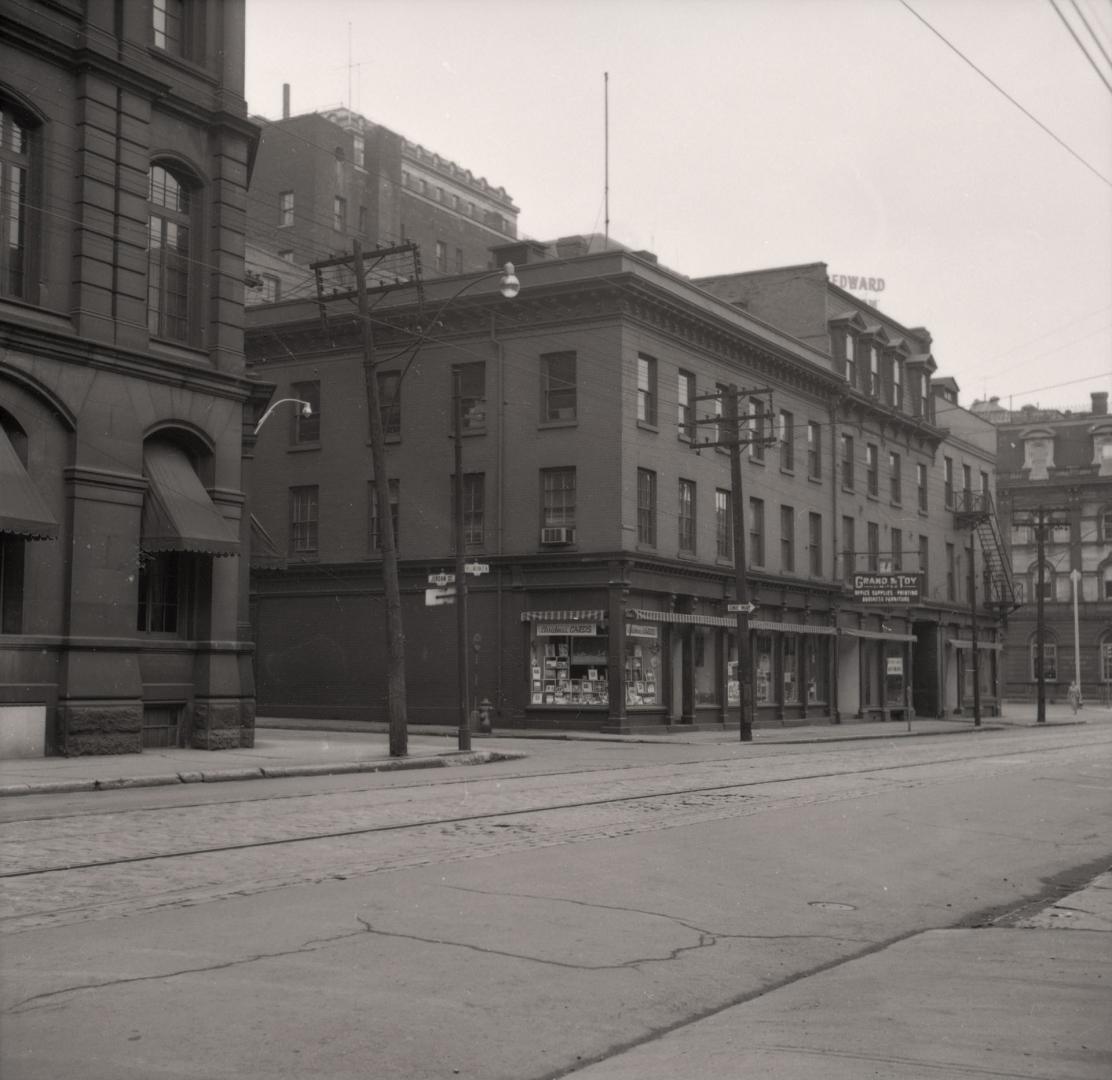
left=56, top=703, right=143, bottom=756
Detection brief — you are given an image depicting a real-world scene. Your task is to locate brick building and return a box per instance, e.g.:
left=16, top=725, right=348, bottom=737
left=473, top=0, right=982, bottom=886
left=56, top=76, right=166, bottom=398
left=245, top=248, right=1011, bottom=731
left=973, top=391, right=1112, bottom=702
left=0, top=0, right=259, bottom=755
left=243, top=102, right=518, bottom=306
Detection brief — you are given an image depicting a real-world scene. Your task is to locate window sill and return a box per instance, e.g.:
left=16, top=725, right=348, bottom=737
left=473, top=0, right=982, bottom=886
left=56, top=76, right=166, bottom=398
left=807, top=474, right=824, bottom=485
left=149, top=337, right=208, bottom=364
left=866, top=493, right=880, bottom=502
left=539, top=419, right=578, bottom=430
left=146, top=46, right=219, bottom=84
left=637, top=420, right=659, bottom=434
left=287, top=442, right=321, bottom=453
left=635, top=543, right=658, bottom=554
left=780, top=466, right=795, bottom=477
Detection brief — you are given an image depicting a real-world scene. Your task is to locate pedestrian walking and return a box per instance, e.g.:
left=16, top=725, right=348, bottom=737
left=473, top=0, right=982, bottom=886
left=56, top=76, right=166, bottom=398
left=1067, top=681, right=1082, bottom=714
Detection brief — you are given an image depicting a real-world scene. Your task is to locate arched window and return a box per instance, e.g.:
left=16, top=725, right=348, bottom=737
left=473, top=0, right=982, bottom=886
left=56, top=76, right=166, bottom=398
left=0, top=105, right=31, bottom=299
left=1029, top=632, right=1058, bottom=682
left=147, top=164, right=195, bottom=343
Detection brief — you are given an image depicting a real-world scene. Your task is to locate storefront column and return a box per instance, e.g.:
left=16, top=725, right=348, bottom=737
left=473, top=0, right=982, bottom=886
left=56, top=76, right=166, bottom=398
left=717, top=631, right=729, bottom=725
left=680, top=625, right=695, bottom=724
left=605, top=562, right=629, bottom=727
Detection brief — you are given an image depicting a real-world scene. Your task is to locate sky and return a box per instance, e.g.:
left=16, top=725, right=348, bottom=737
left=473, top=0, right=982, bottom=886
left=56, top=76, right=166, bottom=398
left=245, top=0, right=1112, bottom=413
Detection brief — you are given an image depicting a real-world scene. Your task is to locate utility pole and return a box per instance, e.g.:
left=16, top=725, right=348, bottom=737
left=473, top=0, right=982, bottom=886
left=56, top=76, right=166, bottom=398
left=453, top=367, right=471, bottom=752
left=313, top=240, right=423, bottom=757
left=691, top=384, right=774, bottom=742
left=1012, top=506, right=1070, bottom=724
left=968, top=539, right=981, bottom=727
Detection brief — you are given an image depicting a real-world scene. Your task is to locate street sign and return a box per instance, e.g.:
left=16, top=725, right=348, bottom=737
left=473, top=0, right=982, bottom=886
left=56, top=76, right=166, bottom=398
left=425, top=587, right=455, bottom=606
left=464, top=562, right=490, bottom=575
left=428, top=572, right=456, bottom=587
left=727, top=602, right=757, bottom=614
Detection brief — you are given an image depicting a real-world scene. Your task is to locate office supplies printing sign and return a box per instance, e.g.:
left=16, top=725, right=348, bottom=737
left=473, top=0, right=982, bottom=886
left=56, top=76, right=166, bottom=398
left=852, top=573, right=922, bottom=604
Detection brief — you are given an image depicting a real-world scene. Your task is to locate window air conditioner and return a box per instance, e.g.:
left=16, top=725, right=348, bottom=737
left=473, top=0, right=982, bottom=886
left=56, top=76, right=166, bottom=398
left=540, top=527, right=575, bottom=545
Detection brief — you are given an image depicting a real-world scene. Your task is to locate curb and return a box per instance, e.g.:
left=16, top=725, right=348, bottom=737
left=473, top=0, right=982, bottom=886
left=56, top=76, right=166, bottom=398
left=0, top=749, right=527, bottom=799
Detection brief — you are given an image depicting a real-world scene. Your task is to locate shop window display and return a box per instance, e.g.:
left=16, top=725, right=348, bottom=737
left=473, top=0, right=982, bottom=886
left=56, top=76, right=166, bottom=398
left=529, top=625, right=608, bottom=705
left=625, top=638, right=662, bottom=706
left=694, top=627, right=718, bottom=705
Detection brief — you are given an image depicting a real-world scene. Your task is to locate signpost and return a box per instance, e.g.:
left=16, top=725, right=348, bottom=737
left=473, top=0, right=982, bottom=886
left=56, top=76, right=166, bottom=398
left=727, top=602, right=757, bottom=614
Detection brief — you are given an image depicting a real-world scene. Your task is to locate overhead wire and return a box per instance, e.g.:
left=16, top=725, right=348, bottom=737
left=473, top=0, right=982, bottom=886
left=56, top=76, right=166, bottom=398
left=1048, top=0, right=1112, bottom=94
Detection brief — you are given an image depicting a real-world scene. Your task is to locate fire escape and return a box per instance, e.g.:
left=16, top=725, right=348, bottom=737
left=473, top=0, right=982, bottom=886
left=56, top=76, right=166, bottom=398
left=954, top=490, right=1021, bottom=615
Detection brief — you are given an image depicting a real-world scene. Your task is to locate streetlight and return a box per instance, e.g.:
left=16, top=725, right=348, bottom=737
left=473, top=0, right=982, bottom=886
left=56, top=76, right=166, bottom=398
left=254, top=397, right=312, bottom=436
left=356, top=258, right=520, bottom=756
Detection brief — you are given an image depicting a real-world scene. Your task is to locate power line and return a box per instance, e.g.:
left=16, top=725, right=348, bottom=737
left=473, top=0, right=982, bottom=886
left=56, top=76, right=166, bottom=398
left=1049, top=0, right=1112, bottom=95
left=898, top=0, right=1112, bottom=188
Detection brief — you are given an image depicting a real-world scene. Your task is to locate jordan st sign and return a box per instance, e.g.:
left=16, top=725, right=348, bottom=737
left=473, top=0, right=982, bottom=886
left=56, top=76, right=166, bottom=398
left=852, top=572, right=922, bottom=604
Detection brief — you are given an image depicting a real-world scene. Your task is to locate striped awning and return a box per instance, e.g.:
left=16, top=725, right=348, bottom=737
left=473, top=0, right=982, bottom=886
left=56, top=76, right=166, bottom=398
left=626, top=609, right=734, bottom=627
left=949, top=639, right=1003, bottom=651
left=521, top=610, right=605, bottom=622
left=751, top=620, right=837, bottom=635
left=841, top=628, right=917, bottom=643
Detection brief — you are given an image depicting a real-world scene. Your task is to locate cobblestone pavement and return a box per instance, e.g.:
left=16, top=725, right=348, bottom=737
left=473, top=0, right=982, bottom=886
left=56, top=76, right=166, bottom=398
left=3, top=730, right=1108, bottom=934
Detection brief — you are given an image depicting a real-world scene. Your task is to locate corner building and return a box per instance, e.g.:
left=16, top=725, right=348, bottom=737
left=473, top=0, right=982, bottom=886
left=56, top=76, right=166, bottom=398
left=247, top=248, right=1011, bottom=731
left=1, top=0, right=259, bottom=755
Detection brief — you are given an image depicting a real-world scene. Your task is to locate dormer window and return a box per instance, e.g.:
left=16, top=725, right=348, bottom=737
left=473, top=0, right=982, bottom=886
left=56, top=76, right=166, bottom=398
left=1090, top=426, right=1112, bottom=476
left=844, top=333, right=857, bottom=387
left=1020, top=429, right=1055, bottom=480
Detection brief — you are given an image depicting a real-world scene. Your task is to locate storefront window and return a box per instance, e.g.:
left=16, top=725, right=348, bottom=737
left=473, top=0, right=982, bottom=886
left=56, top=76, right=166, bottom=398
left=783, top=636, right=799, bottom=704
left=884, top=646, right=905, bottom=706
left=625, top=625, right=662, bottom=706
left=755, top=633, right=773, bottom=705
left=529, top=622, right=608, bottom=705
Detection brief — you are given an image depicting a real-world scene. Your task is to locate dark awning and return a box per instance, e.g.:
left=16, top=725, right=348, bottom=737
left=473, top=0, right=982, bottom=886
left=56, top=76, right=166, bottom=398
left=0, top=426, right=58, bottom=540
left=141, top=442, right=239, bottom=556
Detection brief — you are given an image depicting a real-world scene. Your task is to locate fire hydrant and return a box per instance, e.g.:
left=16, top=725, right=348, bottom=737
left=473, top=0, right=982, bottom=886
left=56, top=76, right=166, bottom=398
left=478, top=698, right=493, bottom=734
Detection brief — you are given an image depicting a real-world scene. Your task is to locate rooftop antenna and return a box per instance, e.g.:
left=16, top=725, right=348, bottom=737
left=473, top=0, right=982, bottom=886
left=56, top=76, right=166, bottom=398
left=604, top=71, right=610, bottom=249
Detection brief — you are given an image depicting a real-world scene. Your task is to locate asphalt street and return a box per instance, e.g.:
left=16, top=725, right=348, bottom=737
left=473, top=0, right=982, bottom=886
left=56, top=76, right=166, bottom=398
left=1, top=719, right=1109, bottom=1079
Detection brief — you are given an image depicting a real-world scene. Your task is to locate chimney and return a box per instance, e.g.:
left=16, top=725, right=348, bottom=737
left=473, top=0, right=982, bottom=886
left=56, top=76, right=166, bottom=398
left=282, top=83, right=291, bottom=120
left=1092, top=391, right=1109, bottom=416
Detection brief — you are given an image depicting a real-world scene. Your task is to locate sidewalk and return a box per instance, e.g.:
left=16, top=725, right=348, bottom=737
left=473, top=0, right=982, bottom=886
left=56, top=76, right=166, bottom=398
left=566, top=870, right=1112, bottom=1080
left=0, top=702, right=1101, bottom=798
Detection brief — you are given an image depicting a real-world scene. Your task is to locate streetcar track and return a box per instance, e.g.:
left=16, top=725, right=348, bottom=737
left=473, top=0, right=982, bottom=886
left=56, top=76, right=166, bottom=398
left=2, top=737, right=1102, bottom=880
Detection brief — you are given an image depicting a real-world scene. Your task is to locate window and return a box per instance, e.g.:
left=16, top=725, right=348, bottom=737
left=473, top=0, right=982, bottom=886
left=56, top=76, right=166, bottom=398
left=452, top=473, right=485, bottom=548
left=867, top=522, right=879, bottom=572
left=808, top=512, right=822, bottom=576
left=715, top=383, right=729, bottom=443
left=541, top=468, right=576, bottom=528
left=716, top=489, right=732, bottom=558
left=352, top=134, right=365, bottom=168
left=917, top=462, right=928, bottom=511
left=980, top=470, right=990, bottom=496
left=678, top=479, right=696, bottom=553
left=637, top=469, right=657, bottom=546
left=453, top=362, right=486, bottom=431
left=1030, top=639, right=1058, bottom=681
left=749, top=397, right=766, bottom=461
left=332, top=196, right=346, bottom=232
left=962, top=463, right=972, bottom=506
left=436, top=186, right=443, bottom=202
left=451, top=194, right=459, bottom=211
left=889, top=451, right=901, bottom=503
left=637, top=354, right=658, bottom=425
left=137, top=551, right=186, bottom=633
left=289, top=486, right=319, bottom=555
left=147, top=164, right=193, bottom=342
left=369, top=479, right=399, bottom=552
left=892, top=529, right=903, bottom=571
left=358, top=205, right=367, bottom=234
left=0, top=108, right=30, bottom=299
left=779, top=410, right=794, bottom=471
left=946, top=542, right=956, bottom=600
left=677, top=371, right=695, bottom=440
left=1102, top=636, right=1112, bottom=681
left=807, top=421, right=821, bottom=479
left=376, top=371, right=401, bottom=438
left=435, top=240, right=446, bottom=273
left=842, top=516, right=855, bottom=582
left=868, top=345, right=880, bottom=396
left=542, top=352, right=577, bottom=421
left=944, top=457, right=954, bottom=509
left=844, top=333, right=857, bottom=386
left=279, top=249, right=294, bottom=263
left=259, top=274, right=280, bottom=303
left=892, top=358, right=904, bottom=409
left=1031, top=563, right=1054, bottom=602
left=279, top=190, right=294, bottom=227
left=749, top=497, right=765, bottom=566
left=781, top=505, right=795, bottom=572
left=866, top=443, right=878, bottom=496
left=291, top=380, right=320, bottom=443
left=455, top=247, right=463, bottom=274
left=841, top=434, right=854, bottom=489
left=152, top=0, right=185, bottom=54
left=919, top=535, right=929, bottom=593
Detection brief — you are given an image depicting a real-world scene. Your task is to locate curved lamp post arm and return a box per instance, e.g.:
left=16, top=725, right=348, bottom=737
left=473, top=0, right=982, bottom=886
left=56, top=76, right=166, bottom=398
left=254, top=398, right=313, bottom=435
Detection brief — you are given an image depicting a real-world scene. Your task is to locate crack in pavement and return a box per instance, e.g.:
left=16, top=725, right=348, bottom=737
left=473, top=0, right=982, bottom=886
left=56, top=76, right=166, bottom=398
left=3, top=925, right=370, bottom=1015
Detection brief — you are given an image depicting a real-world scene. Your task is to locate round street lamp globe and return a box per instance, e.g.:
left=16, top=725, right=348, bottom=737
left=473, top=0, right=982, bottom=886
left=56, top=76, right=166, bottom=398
left=499, top=262, right=520, bottom=299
